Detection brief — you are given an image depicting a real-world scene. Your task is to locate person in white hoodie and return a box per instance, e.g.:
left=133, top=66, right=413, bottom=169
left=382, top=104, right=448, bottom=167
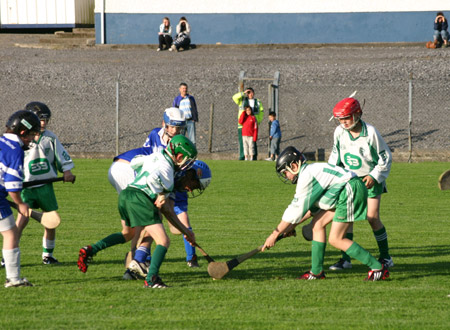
left=171, top=16, right=191, bottom=52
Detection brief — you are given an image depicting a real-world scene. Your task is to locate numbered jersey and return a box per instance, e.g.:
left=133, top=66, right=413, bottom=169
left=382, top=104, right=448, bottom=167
left=328, top=121, right=392, bottom=184
left=23, top=130, right=74, bottom=183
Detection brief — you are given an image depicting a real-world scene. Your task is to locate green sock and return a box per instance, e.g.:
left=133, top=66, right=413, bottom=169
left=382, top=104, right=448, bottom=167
left=373, top=226, right=390, bottom=259
left=147, top=245, right=168, bottom=281
left=91, top=232, right=126, bottom=254
left=341, top=232, right=353, bottom=262
left=345, top=242, right=382, bottom=270
left=311, top=240, right=326, bottom=275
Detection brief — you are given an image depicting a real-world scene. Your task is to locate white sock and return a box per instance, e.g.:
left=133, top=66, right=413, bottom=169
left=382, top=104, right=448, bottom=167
left=3, top=248, right=20, bottom=282
left=42, top=237, right=56, bottom=258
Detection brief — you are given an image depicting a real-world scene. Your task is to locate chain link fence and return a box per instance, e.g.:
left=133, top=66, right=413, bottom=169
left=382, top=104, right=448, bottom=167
left=0, top=72, right=448, bottom=161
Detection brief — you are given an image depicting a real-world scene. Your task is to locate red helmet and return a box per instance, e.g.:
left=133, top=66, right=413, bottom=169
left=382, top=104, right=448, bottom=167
left=332, top=97, right=362, bottom=130
left=333, top=98, right=362, bottom=118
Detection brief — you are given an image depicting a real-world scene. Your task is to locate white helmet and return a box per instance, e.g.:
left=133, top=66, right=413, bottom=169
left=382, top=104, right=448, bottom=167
left=163, top=107, right=186, bottom=127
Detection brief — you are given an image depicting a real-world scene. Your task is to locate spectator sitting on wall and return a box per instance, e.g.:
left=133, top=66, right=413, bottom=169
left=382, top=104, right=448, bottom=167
left=434, top=12, right=449, bottom=48
left=157, top=17, right=173, bottom=51
left=171, top=17, right=191, bottom=52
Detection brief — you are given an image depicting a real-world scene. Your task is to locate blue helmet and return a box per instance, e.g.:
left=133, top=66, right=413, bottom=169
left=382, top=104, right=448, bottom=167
left=163, top=107, right=186, bottom=127
left=191, top=160, right=212, bottom=193
left=175, top=160, right=212, bottom=197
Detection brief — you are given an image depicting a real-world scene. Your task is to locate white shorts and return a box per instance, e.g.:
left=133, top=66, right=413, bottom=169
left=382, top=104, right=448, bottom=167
left=108, top=161, right=135, bottom=194
left=0, top=213, right=16, bottom=232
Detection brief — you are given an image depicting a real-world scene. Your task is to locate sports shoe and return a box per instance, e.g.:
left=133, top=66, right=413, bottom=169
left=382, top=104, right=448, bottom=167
left=329, top=258, right=352, bottom=270
left=144, top=275, right=168, bottom=288
left=378, top=257, right=394, bottom=268
left=43, top=256, right=59, bottom=265
left=156, top=48, right=161, bottom=52
left=77, top=245, right=93, bottom=273
left=365, top=264, right=389, bottom=281
left=187, top=255, right=199, bottom=268
left=5, top=278, right=33, bottom=288
left=297, top=271, right=326, bottom=280
left=128, top=260, right=148, bottom=278
left=1, top=258, right=4, bottom=267
left=122, top=269, right=139, bottom=280
left=265, top=157, right=274, bottom=161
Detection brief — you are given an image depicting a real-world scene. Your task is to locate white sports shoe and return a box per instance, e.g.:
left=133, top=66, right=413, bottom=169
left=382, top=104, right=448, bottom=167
left=329, top=258, right=352, bottom=270
left=128, top=260, right=148, bottom=278
left=5, top=278, right=33, bottom=288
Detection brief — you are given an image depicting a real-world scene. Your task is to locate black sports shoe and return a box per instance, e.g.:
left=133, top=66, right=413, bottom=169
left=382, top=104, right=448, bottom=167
left=42, top=256, right=59, bottom=265
left=186, top=255, right=199, bottom=268
left=378, top=257, right=394, bottom=268
left=1, top=258, right=4, bottom=268
left=123, top=269, right=139, bottom=280
left=77, top=245, right=93, bottom=273
left=144, top=275, right=168, bottom=288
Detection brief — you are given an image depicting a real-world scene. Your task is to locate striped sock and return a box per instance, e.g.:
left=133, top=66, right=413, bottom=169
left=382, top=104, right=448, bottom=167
left=134, top=246, right=150, bottom=263
left=42, top=238, right=55, bottom=258
left=373, top=226, right=390, bottom=259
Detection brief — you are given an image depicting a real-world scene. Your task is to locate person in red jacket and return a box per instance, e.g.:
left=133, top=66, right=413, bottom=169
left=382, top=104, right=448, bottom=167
left=239, top=106, right=258, bottom=161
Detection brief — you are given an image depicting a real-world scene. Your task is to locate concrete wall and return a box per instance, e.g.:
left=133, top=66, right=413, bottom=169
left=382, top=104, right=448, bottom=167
left=93, top=1, right=450, bottom=44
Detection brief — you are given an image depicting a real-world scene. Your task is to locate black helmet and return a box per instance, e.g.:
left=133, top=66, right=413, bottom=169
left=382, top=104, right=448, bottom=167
left=6, top=110, right=41, bottom=136
left=25, top=101, right=51, bottom=120
left=275, top=146, right=306, bottom=184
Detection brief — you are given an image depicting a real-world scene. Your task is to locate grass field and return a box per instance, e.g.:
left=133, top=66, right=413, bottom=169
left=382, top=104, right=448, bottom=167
left=1, top=159, right=450, bottom=329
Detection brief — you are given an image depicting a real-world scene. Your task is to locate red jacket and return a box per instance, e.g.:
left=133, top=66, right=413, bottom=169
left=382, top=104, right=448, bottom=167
left=239, top=111, right=258, bottom=142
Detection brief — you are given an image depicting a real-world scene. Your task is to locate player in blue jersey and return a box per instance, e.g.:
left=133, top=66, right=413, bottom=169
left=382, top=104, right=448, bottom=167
left=0, top=110, right=40, bottom=287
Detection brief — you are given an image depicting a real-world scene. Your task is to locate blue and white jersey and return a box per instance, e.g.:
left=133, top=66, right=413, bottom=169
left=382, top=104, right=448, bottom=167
left=114, top=147, right=153, bottom=162
left=0, top=134, right=25, bottom=218
left=143, top=128, right=166, bottom=152
left=179, top=97, right=192, bottom=120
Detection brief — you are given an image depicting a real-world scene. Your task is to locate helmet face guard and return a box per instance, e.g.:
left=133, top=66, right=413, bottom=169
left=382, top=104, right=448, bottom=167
left=275, top=146, right=305, bottom=184
left=332, top=97, right=362, bottom=130
left=166, top=135, right=197, bottom=171
left=163, top=107, right=187, bottom=138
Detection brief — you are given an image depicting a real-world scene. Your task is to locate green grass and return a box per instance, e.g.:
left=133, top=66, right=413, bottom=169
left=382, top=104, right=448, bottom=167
left=1, top=159, right=450, bottom=329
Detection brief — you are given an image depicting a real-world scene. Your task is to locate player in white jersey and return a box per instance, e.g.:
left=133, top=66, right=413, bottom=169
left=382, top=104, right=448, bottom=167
left=328, top=98, right=393, bottom=270
left=78, top=135, right=198, bottom=288
left=16, top=102, right=75, bottom=265
left=262, top=146, right=389, bottom=281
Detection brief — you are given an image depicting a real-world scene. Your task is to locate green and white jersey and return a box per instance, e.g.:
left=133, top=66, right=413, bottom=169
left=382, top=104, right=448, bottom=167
left=23, top=129, right=74, bottom=183
left=282, top=163, right=356, bottom=224
left=128, top=151, right=175, bottom=201
left=328, top=121, right=392, bottom=184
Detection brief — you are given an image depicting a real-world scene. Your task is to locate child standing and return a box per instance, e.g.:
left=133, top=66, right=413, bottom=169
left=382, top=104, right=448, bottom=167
left=16, top=102, right=76, bottom=265
left=1, top=110, right=40, bottom=287
left=328, top=97, right=393, bottom=270
left=266, top=111, right=281, bottom=161
left=238, top=106, right=258, bottom=161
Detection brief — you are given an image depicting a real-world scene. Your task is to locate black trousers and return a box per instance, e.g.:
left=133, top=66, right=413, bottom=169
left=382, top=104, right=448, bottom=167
left=158, top=35, right=173, bottom=49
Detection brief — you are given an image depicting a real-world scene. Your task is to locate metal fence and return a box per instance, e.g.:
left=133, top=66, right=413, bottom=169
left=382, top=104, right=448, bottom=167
left=0, top=73, right=448, bottom=161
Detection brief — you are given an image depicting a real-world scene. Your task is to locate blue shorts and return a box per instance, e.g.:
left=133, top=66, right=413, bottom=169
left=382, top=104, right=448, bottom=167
left=174, top=191, right=188, bottom=215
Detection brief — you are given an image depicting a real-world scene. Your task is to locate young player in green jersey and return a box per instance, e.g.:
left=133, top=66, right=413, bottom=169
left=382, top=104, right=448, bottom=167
left=262, top=146, right=389, bottom=281
left=16, top=102, right=76, bottom=265
left=328, top=97, right=393, bottom=270
left=78, top=135, right=198, bottom=288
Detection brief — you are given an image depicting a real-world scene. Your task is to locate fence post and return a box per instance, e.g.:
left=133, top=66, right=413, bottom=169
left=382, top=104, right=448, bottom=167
left=208, top=103, right=214, bottom=153
left=116, top=73, right=120, bottom=155
left=408, top=72, right=413, bottom=163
